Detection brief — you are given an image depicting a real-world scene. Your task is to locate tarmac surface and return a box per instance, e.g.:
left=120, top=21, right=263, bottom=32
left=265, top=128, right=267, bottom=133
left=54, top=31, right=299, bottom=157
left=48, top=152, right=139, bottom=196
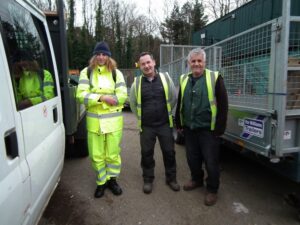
left=38, top=110, right=300, bottom=225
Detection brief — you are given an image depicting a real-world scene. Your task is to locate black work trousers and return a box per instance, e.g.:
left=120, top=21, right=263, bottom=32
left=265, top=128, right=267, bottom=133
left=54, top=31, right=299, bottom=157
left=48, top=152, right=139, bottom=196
left=184, top=128, right=220, bottom=193
left=140, top=123, right=177, bottom=183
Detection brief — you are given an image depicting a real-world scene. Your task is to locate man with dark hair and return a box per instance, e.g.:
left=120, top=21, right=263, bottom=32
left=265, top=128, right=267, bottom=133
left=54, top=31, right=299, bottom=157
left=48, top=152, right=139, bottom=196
left=130, top=52, right=180, bottom=194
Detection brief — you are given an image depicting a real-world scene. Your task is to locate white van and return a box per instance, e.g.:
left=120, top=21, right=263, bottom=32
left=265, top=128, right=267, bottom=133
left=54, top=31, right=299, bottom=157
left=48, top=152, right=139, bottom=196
left=0, top=0, right=65, bottom=224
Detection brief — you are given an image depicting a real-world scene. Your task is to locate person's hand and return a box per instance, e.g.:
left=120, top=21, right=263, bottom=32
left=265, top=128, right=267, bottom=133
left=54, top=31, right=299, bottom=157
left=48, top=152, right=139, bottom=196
left=177, top=128, right=183, bottom=133
left=18, top=99, right=32, bottom=110
left=100, top=95, right=117, bottom=106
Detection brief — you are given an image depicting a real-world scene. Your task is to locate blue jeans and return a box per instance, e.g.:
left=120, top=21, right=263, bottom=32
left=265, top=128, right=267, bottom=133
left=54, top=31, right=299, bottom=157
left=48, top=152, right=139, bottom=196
left=184, top=128, right=220, bottom=193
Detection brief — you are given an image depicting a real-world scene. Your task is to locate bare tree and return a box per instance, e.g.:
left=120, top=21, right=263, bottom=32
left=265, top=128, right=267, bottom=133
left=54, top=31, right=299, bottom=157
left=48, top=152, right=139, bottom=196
left=234, top=0, right=251, bottom=7
left=205, top=0, right=251, bottom=20
left=29, top=0, right=56, bottom=11
left=163, top=0, right=175, bottom=18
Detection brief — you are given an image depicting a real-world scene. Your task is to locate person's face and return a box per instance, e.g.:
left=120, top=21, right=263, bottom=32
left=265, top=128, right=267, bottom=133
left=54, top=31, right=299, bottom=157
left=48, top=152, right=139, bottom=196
left=96, top=53, right=108, bottom=65
left=188, top=53, right=206, bottom=76
left=139, top=54, right=156, bottom=77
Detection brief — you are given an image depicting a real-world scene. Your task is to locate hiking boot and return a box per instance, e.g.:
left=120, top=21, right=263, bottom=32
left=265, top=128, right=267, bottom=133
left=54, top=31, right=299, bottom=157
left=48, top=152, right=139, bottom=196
left=94, top=184, right=105, bottom=198
left=107, top=178, right=122, bottom=196
left=143, top=182, right=153, bottom=194
left=204, top=192, right=218, bottom=206
left=167, top=181, right=180, bottom=192
left=183, top=180, right=203, bottom=191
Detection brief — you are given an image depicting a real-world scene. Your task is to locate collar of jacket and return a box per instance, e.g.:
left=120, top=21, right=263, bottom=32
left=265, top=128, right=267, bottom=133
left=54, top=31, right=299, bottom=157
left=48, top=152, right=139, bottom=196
left=23, top=70, right=37, bottom=77
left=96, top=65, right=108, bottom=74
left=142, top=71, right=158, bottom=82
left=189, top=70, right=205, bottom=78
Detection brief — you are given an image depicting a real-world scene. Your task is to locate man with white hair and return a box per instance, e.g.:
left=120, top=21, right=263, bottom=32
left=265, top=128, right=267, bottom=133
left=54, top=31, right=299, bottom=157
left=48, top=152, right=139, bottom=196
left=175, top=48, right=228, bottom=206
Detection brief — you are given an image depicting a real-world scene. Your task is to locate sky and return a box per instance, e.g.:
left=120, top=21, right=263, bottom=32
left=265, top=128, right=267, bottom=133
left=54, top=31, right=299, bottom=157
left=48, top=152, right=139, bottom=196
left=125, top=0, right=185, bottom=22
left=74, top=0, right=216, bottom=27
left=124, top=0, right=216, bottom=23
left=74, top=0, right=188, bottom=27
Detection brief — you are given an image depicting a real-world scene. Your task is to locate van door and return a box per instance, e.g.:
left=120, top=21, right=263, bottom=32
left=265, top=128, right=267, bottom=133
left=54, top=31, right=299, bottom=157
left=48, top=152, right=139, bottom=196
left=0, top=0, right=65, bottom=224
left=0, top=35, right=31, bottom=224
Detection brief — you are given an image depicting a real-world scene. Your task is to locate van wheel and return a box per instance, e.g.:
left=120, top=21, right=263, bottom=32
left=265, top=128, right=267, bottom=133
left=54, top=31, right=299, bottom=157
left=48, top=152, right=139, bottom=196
left=65, top=137, right=88, bottom=158
left=74, top=138, right=89, bottom=157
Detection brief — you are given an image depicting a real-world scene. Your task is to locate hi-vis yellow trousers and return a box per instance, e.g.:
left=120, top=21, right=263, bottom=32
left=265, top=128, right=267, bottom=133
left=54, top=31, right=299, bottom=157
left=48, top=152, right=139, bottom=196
left=88, top=130, right=122, bottom=185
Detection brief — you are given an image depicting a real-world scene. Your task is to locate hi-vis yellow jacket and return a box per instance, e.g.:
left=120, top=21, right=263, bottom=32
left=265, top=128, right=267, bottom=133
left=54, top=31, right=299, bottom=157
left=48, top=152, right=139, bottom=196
left=76, top=65, right=127, bottom=134
left=17, top=70, right=54, bottom=105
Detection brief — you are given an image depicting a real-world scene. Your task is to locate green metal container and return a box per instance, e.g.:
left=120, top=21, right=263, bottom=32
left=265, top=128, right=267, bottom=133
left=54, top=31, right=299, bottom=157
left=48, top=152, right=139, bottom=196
left=193, top=0, right=300, bottom=45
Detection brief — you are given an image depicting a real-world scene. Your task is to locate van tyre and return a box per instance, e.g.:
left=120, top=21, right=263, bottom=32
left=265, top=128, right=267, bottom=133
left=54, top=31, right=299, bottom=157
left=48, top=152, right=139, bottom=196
left=65, top=137, right=88, bottom=158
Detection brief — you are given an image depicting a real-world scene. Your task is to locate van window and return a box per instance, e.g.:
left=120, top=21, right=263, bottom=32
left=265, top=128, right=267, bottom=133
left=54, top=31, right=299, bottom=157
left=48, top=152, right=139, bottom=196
left=0, top=0, right=57, bottom=110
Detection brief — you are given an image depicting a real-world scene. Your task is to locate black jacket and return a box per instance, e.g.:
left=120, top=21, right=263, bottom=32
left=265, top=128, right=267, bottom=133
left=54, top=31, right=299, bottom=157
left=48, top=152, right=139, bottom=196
left=141, top=74, right=169, bottom=127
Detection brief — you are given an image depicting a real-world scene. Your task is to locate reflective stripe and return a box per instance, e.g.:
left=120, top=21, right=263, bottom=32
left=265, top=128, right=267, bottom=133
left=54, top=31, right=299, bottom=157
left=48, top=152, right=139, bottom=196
left=210, top=71, right=217, bottom=105
left=206, top=70, right=218, bottom=130
left=79, top=79, right=89, bottom=85
left=107, top=172, right=120, bottom=176
left=97, top=167, right=107, bottom=182
left=179, top=74, right=190, bottom=126
left=44, top=81, right=53, bottom=87
left=159, top=73, right=173, bottom=127
left=97, top=174, right=107, bottom=182
left=210, top=100, right=216, bottom=107
left=97, top=167, right=106, bottom=174
left=212, top=116, right=216, bottom=124
left=95, top=92, right=115, bottom=95
left=89, top=70, right=94, bottom=87
left=87, top=111, right=122, bottom=119
left=165, top=73, right=173, bottom=103
left=36, top=71, right=44, bottom=93
left=115, top=82, right=126, bottom=88
left=210, top=71, right=216, bottom=99
left=84, top=93, right=92, bottom=105
left=135, top=76, right=141, bottom=99
left=107, top=164, right=121, bottom=169
left=135, top=76, right=142, bottom=130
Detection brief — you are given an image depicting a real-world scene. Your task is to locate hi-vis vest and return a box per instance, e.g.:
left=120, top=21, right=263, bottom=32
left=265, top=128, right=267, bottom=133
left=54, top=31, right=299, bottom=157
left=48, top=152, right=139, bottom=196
left=179, top=69, right=219, bottom=130
left=76, top=66, right=127, bottom=134
left=134, top=73, right=173, bottom=131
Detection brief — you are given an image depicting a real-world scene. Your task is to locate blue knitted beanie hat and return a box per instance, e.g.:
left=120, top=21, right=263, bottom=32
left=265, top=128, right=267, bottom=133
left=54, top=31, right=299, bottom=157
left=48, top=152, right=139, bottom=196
left=93, top=41, right=111, bottom=57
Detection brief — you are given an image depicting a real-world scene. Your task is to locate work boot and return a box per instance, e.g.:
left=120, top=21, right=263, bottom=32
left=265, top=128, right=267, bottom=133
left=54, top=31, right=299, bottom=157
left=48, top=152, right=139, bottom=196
left=204, top=192, right=218, bottom=206
left=143, top=182, right=153, bottom=194
left=107, top=178, right=122, bottom=196
left=167, top=180, right=180, bottom=192
left=94, top=184, right=105, bottom=198
left=183, top=180, right=203, bottom=191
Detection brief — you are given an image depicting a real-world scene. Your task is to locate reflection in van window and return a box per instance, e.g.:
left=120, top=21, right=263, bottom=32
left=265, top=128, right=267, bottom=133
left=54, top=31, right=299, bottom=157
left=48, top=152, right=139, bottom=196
left=0, top=0, right=56, bottom=110
left=12, top=51, right=55, bottom=110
